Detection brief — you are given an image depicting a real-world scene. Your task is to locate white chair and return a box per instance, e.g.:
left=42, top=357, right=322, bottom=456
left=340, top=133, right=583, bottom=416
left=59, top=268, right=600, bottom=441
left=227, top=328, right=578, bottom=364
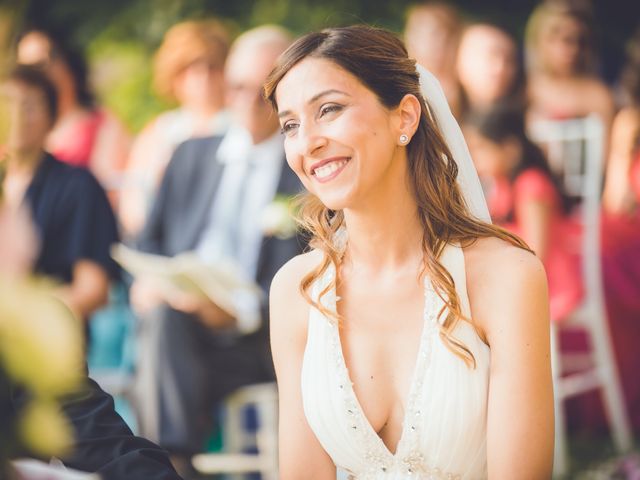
left=192, top=382, right=279, bottom=480
left=529, top=115, right=633, bottom=477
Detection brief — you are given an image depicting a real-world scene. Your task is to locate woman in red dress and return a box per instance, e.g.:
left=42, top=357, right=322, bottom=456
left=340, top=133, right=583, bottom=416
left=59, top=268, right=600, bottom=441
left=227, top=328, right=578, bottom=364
left=16, top=28, right=130, bottom=204
left=464, top=104, right=583, bottom=323
left=599, top=27, right=640, bottom=432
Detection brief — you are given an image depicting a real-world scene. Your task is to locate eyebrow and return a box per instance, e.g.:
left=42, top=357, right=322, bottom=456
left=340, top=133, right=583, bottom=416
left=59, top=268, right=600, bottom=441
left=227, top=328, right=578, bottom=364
left=278, top=89, right=350, bottom=118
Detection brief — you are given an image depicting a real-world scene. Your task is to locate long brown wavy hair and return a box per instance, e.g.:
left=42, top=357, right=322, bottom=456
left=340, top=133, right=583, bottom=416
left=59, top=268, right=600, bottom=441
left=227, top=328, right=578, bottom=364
left=264, top=25, right=531, bottom=367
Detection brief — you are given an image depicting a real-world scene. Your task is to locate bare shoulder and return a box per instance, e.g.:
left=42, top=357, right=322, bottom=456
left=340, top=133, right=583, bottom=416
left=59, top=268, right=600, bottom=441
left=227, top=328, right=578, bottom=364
left=463, top=236, right=548, bottom=341
left=613, top=107, right=640, bottom=133
left=464, top=236, right=545, bottom=283
left=580, top=77, right=614, bottom=111
left=270, top=249, right=324, bottom=303
left=581, top=76, right=612, bottom=97
left=270, top=249, right=324, bottom=335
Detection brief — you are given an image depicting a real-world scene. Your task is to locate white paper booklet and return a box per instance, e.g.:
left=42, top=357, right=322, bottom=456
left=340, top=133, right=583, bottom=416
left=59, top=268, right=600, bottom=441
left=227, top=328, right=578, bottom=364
left=111, top=244, right=262, bottom=317
left=13, top=458, right=100, bottom=480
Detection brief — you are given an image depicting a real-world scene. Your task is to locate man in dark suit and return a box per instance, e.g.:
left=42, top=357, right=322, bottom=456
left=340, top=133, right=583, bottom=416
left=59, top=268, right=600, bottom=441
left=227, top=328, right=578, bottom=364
left=131, top=26, right=302, bottom=469
left=9, top=379, right=182, bottom=479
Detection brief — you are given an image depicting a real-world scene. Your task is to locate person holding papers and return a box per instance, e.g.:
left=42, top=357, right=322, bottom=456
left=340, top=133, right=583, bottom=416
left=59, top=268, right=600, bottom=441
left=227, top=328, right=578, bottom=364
left=129, top=25, right=303, bottom=472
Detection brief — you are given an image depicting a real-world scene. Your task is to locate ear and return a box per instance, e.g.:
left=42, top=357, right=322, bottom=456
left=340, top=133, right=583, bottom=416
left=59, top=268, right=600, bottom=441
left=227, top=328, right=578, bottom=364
left=394, top=93, right=422, bottom=142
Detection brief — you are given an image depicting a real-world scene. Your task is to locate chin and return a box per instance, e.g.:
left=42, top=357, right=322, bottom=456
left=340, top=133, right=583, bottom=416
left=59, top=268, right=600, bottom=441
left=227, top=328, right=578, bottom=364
left=313, top=190, right=354, bottom=212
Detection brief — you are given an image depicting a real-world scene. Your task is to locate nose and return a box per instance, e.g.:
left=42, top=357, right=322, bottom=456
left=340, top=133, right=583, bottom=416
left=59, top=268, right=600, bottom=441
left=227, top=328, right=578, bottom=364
left=298, top=122, right=328, bottom=158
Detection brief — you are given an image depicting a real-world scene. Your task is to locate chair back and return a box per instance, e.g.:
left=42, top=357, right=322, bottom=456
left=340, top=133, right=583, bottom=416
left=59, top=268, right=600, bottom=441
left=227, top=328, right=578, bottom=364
left=528, top=115, right=606, bottom=314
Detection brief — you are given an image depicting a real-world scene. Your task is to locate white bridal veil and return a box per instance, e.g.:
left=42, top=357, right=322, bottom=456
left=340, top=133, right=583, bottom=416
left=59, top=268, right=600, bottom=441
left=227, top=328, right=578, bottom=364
left=416, top=64, right=492, bottom=224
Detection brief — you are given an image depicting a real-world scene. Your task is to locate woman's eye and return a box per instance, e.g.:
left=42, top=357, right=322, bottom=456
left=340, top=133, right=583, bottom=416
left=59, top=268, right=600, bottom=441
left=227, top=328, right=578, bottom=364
left=281, top=121, right=299, bottom=136
left=319, top=104, right=342, bottom=117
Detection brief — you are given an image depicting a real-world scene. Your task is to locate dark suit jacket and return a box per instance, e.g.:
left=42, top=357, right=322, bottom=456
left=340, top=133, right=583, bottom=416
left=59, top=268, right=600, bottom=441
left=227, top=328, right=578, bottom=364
left=136, top=135, right=306, bottom=339
left=9, top=377, right=181, bottom=480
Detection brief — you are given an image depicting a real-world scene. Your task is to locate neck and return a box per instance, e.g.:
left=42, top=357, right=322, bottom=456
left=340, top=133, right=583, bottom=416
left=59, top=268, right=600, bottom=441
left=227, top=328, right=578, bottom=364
left=5, top=148, right=44, bottom=178
left=57, top=84, right=81, bottom=117
left=541, top=68, right=576, bottom=81
left=342, top=150, right=424, bottom=274
left=468, top=95, right=496, bottom=111
left=197, top=97, right=224, bottom=116
left=189, top=102, right=223, bottom=135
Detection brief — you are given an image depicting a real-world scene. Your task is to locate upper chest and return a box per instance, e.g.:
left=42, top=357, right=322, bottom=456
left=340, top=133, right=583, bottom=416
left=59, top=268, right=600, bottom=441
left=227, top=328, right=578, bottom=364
left=334, top=276, right=429, bottom=427
left=530, top=77, right=601, bottom=117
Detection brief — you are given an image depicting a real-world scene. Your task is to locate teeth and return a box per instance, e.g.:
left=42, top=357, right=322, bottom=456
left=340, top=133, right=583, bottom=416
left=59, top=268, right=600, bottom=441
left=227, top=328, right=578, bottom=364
left=313, top=159, right=348, bottom=179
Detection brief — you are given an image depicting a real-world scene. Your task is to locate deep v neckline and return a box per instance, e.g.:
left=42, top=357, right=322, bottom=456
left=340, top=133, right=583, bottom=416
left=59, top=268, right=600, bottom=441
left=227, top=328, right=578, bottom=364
left=328, top=263, right=440, bottom=460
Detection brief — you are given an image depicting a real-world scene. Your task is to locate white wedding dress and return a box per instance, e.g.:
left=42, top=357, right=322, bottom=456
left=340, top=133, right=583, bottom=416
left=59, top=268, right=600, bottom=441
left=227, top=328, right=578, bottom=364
left=301, top=243, right=490, bottom=479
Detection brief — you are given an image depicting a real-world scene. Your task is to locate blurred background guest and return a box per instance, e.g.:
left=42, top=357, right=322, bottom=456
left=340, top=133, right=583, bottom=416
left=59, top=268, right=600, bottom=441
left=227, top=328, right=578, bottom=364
left=603, top=27, right=640, bottom=216
left=119, top=19, right=230, bottom=238
left=404, top=1, right=463, bottom=116
left=130, top=25, right=301, bottom=476
left=525, top=0, right=614, bottom=129
left=597, top=25, right=640, bottom=433
left=1, top=65, right=119, bottom=320
left=16, top=27, right=131, bottom=205
left=464, top=104, right=583, bottom=322
left=456, top=22, right=524, bottom=117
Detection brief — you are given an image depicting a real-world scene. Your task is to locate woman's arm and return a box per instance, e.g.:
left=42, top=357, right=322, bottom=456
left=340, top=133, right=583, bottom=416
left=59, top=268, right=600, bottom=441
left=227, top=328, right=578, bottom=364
left=270, top=254, right=336, bottom=479
left=118, top=117, right=168, bottom=238
left=468, top=240, right=554, bottom=479
left=57, top=260, right=110, bottom=319
left=515, top=197, right=553, bottom=261
left=603, top=107, right=640, bottom=214
left=513, top=170, right=558, bottom=261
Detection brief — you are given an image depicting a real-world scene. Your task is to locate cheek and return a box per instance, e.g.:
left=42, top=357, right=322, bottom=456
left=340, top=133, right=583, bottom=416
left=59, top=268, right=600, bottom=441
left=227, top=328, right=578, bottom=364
left=284, top=142, right=308, bottom=183
left=284, top=145, right=300, bottom=173
left=332, top=107, right=389, bottom=152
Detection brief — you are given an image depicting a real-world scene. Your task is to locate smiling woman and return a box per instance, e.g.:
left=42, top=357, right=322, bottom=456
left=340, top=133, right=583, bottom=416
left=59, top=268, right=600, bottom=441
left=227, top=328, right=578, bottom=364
left=276, top=60, right=410, bottom=208
left=264, top=25, right=554, bottom=479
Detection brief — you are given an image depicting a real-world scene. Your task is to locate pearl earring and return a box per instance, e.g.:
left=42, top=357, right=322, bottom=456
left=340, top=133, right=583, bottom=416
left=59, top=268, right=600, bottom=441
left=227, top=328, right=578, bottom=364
left=399, top=134, right=409, bottom=144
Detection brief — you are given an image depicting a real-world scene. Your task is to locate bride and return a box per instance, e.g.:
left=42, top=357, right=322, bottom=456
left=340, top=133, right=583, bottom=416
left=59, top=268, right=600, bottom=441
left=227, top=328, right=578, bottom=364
left=265, top=25, right=553, bottom=479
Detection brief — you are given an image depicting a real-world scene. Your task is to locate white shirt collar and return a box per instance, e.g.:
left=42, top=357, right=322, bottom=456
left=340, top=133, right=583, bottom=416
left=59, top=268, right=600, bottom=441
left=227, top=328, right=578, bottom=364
left=216, top=124, right=283, bottom=167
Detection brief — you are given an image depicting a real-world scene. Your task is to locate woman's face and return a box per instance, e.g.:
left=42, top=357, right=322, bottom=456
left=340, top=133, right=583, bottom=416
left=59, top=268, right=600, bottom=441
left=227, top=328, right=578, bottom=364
left=17, top=32, right=67, bottom=93
left=465, top=127, right=517, bottom=178
left=173, top=57, right=224, bottom=109
left=3, top=81, right=53, bottom=155
left=405, top=8, right=458, bottom=74
left=538, top=14, right=585, bottom=76
left=457, top=26, right=518, bottom=108
left=274, top=58, right=406, bottom=210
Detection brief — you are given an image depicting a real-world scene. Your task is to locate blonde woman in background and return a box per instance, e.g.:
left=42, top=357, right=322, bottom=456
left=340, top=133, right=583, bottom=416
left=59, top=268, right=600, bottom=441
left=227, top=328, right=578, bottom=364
left=119, top=19, right=230, bottom=237
left=525, top=0, right=614, bottom=128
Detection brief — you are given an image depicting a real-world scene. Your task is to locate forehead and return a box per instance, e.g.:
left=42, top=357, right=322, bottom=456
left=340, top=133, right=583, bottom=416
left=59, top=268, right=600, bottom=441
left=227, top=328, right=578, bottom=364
left=17, top=32, right=52, bottom=63
left=226, top=45, right=281, bottom=85
left=275, top=57, right=368, bottom=110
left=544, top=14, right=583, bottom=36
left=463, top=27, right=513, bottom=54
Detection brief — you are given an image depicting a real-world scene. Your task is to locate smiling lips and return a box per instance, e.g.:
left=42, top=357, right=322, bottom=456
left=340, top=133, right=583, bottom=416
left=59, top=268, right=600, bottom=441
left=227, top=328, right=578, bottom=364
left=310, top=157, right=350, bottom=183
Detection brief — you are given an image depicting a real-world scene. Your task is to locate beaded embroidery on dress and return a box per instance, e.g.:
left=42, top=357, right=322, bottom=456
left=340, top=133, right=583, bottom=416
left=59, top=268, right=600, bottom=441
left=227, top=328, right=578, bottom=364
left=300, top=243, right=490, bottom=479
